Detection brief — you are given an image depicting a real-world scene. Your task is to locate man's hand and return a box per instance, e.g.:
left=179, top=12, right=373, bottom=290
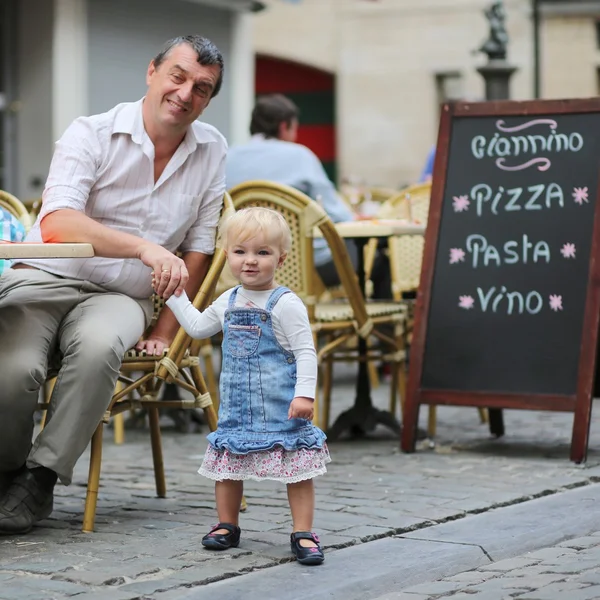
left=140, top=244, right=189, bottom=299
left=288, top=396, right=315, bottom=420
left=135, top=333, right=171, bottom=357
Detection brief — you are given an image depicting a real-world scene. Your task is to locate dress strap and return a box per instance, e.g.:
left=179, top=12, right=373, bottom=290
left=228, top=285, right=242, bottom=308
left=265, top=286, right=292, bottom=312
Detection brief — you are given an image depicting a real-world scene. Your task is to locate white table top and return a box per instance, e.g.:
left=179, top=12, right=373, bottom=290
left=315, top=219, right=426, bottom=239
left=0, top=242, right=94, bottom=259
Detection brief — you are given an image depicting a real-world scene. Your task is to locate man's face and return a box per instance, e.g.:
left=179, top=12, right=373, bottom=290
left=145, top=43, right=220, bottom=135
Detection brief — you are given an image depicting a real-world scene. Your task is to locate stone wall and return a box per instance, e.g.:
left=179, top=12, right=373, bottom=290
left=253, top=0, right=600, bottom=187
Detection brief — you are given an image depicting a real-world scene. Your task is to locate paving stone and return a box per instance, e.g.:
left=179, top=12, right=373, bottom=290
left=477, top=556, right=541, bottom=572
left=519, top=584, right=600, bottom=600
left=6, top=383, right=600, bottom=599
left=400, top=580, right=463, bottom=595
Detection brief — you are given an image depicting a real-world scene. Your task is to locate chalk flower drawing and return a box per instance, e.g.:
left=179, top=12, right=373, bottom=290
left=458, top=295, right=475, bottom=309
left=560, top=243, right=576, bottom=259
left=449, top=248, right=466, bottom=264
left=452, top=195, right=470, bottom=212
left=573, top=187, right=589, bottom=205
left=549, top=295, right=563, bottom=311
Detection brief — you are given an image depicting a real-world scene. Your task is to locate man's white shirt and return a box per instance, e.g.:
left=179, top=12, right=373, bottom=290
left=21, top=98, right=227, bottom=298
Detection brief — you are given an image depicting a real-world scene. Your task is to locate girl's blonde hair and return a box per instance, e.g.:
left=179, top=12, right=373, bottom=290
left=220, top=207, right=292, bottom=253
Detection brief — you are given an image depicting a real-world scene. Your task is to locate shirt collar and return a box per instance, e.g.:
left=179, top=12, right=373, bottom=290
left=113, top=97, right=218, bottom=147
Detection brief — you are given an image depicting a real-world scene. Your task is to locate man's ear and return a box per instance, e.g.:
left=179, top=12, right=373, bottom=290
left=277, top=121, right=288, bottom=140
left=146, top=60, right=156, bottom=85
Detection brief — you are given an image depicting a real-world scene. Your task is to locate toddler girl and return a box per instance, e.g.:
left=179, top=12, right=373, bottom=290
left=163, top=206, right=329, bottom=565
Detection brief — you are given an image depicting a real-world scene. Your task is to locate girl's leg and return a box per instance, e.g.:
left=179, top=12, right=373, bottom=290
left=287, top=478, right=317, bottom=548
left=213, top=479, right=244, bottom=533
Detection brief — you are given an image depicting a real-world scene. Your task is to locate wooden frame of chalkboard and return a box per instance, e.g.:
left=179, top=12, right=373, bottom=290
left=401, top=99, right=600, bottom=463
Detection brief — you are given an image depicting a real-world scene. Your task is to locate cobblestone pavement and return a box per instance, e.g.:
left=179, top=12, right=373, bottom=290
left=390, top=532, right=600, bottom=600
left=1, top=369, right=600, bottom=599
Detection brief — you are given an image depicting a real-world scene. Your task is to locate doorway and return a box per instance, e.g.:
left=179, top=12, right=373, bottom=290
left=255, top=55, right=337, bottom=183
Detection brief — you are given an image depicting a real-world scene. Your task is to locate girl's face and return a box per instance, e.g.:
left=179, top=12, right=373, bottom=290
left=226, top=232, right=286, bottom=291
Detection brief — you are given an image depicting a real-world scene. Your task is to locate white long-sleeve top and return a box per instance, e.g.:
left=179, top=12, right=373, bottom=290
left=167, top=287, right=317, bottom=399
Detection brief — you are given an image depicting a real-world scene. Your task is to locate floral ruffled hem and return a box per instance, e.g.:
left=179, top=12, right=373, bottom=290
left=198, top=444, right=331, bottom=484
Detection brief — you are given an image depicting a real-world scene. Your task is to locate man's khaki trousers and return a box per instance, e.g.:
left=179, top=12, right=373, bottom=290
left=0, top=268, right=152, bottom=484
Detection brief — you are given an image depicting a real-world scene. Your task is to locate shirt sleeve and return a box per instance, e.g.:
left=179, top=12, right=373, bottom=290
left=180, top=149, right=227, bottom=255
left=301, top=148, right=354, bottom=223
left=39, top=117, right=101, bottom=219
left=166, top=290, right=224, bottom=338
left=274, top=294, right=317, bottom=400
left=419, top=146, right=436, bottom=182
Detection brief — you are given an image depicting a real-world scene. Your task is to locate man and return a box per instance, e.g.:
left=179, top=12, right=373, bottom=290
left=226, top=94, right=357, bottom=287
left=0, top=35, right=227, bottom=534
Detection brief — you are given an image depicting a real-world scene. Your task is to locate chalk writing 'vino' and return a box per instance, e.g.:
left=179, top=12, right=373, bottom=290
left=459, top=288, right=563, bottom=315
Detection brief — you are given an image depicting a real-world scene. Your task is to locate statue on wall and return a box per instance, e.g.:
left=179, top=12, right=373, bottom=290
left=478, top=0, right=509, bottom=61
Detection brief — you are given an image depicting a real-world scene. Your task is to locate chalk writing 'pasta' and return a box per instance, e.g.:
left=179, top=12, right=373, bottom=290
left=466, top=234, right=550, bottom=268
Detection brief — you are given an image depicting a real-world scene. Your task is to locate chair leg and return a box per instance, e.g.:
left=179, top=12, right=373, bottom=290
left=113, top=382, right=125, bottom=445
left=368, top=362, right=380, bottom=389
left=148, top=407, right=166, bottom=498
left=398, top=358, right=408, bottom=421
left=427, top=406, right=437, bottom=438
left=389, top=359, right=399, bottom=417
left=201, top=339, right=219, bottom=410
left=40, top=377, right=57, bottom=431
left=478, top=408, right=488, bottom=423
left=321, top=357, right=333, bottom=431
left=83, top=423, right=104, bottom=533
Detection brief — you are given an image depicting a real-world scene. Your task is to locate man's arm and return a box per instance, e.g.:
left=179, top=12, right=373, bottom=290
left=38, top=116, right=188, bottom=297
left=135, top=251, right=211, bottom=356
left=302, top=149, right=354, bottom=223
left=41, top=209, right=189, bottom=298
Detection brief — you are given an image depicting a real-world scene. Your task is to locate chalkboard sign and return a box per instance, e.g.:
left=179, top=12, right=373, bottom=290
left=401, top=99, right=600, bottom=463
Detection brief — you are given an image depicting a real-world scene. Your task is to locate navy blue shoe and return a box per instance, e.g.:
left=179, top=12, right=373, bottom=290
left=202, top=522, right=241, bottom=550
left=290, top=531, right=325, bottom=565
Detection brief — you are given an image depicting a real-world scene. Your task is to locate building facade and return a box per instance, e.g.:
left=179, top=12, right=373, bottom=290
left=0, top=0, right=257, bottom=200
left=252, top=0, right=600, bottom=188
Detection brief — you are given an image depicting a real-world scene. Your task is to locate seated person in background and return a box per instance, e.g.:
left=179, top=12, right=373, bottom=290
left=419, top=146, right=436, bottom=183
left=226, top=94, right=358, bottom=288
left=0, top=207, right=26, bottom=276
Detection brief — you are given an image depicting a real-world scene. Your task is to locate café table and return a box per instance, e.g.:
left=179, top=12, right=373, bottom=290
left=315, top=219, right=426, bottom=440
left=0, top=242, right=94, bottom=260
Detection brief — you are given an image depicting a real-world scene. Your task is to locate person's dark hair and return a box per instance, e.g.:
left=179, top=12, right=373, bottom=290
left=250, top=94, right=299, bottom=138
left=152, top=35, right=224, bottom=98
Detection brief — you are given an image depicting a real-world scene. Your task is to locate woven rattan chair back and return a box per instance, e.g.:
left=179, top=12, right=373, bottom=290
left=228, top=181, right=370, bottom=327
left=377, top=182, right=431, bottom=300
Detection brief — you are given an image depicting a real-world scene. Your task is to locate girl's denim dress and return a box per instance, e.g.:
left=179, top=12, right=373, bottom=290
left=207, top=286, right=327, bottom=455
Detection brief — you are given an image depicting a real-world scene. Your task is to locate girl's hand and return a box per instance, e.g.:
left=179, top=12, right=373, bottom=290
left=288, top=396, right=315, bottom=420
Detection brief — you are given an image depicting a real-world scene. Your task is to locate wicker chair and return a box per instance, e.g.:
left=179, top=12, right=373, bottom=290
left=377, top=182, right=431, bottom=302
left=229, top=181, right=409, bottom=432
left=0, top=190, right=33, bottom=232
left=33, top=194, right=233, bottom=532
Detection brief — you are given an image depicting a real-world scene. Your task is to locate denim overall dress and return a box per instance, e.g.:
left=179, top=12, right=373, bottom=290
left=205, top=286, right=327, bottom=461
